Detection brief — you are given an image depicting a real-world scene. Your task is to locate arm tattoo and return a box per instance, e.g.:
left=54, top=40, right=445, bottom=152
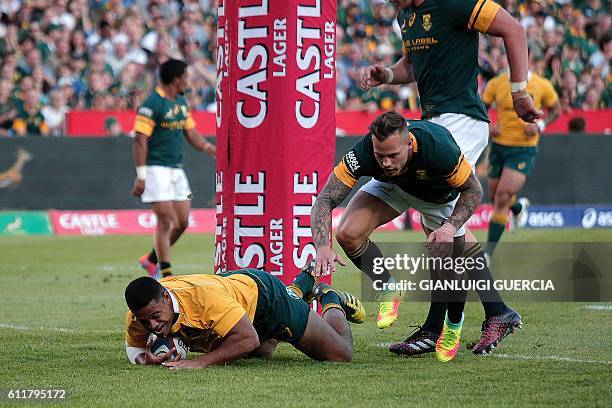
left=311, top=174, right=353, bottom=248
left=448, top=172, right=483, bottom=231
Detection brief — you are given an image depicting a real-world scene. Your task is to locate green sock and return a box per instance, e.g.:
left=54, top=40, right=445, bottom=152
left=445, top=311, right=464, bottom=329
left=485, top=212, right=508, bottom=256
left=288, top=271, right=315, bottom=299
left=320, top=291, right=343, bottom=314
left=510, top=201, right=523, bottom=215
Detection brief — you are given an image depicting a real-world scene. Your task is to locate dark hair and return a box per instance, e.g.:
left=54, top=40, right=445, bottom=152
left=125, top=277, right=165, bottom=312
left=368, top=110, right=408, bottom=141
left=568, top=116, right=586, bottom=133
left=159, top=59, right=188, bottom=85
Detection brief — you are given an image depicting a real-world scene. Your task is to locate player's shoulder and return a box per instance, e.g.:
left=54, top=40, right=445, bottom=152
left=409, top=120, right=457, bottom=152
left=137, top=91, right=163, bottom=117
left=530, top=73, right=555, bottom=88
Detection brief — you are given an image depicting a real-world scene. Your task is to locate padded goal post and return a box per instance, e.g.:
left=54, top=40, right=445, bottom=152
left=214, top=0, right=337, bottom=285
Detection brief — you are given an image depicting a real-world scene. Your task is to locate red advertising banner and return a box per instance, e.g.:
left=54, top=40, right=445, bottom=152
left=65, top=109, right=612, bottom=137
left=48, top=205, right=497, bottom=236
left=214, top=0, right=337, bottom=285
left=49, top=209, right=217, bottom=236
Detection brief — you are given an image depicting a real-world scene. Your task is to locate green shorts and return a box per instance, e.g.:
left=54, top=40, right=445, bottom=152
left=488, top=143, right=537, bottom=179
left=221, top=269, right=310, bottom=344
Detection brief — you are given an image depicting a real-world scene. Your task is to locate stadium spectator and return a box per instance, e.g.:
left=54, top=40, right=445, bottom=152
left=41, top=89, right=68, bottom=136
left=12, top=89, right=49, bottom=137
left=0, top=79, right=18, bottom=137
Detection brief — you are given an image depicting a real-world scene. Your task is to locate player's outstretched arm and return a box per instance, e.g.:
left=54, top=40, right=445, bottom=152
left=311, top=173, right=352, bottom=275
left=485, top=9, right=542, bottom=122
left=163, top=315, right=260, bottom=369
left=361, top=55, right=415, bottom=89
left=184, top=127, right=216, bottom=159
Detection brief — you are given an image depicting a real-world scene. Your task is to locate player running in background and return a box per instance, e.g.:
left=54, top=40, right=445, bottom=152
left=131, top=59, right=216, bottom=279
left=124, top=264, right=365, bottom=368
left=312, top=111, right=483, bottom=362
left=361, top=0, right=532, bottom=353
left=482, top=53, right=560, bottom=260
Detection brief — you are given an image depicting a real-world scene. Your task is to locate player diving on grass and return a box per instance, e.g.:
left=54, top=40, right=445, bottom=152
left=124, top=265, right=365, bottom=368
left=131, top=59, right=216, bottom=280
left=311, top=111, right=484, bottom=362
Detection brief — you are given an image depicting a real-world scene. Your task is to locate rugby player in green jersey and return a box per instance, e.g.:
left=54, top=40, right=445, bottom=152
left=131, top=59, right=216, bottom=279
left=357, top=0, right=529, bottom=354
left=312, top=111, right=484, bottom=362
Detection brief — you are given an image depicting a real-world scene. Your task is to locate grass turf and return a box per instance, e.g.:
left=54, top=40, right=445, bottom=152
left=0, top=230, right=610, bottom=407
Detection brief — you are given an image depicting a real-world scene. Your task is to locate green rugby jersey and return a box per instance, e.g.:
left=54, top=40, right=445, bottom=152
left=398, top=0, right=501, bottom=122
left=334, top=120, right=472, bottom=204
left=133, top=87, right=196, bottom=168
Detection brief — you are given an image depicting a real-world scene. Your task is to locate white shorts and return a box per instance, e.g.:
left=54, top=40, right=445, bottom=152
left=426, top=113, right=489, bottom=168
left=141, top=165, right=192, bottom=203
left=360, top=179, right=466, bottom=237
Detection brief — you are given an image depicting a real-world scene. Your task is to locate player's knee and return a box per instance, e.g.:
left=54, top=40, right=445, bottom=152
left=336, top=225, right=367, bottom=252
left=494, top=190, right=513, bottom=209
left=333, top=345, right=353, bottom=363
left=156, top=213, right=174, bottom=230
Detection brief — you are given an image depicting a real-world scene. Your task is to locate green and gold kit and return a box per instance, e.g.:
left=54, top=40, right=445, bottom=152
left=133, top=87, right=196, bottom=168
left=334, top=120, right=472, bottom=204
left=398, top=0, right=501, bottom=122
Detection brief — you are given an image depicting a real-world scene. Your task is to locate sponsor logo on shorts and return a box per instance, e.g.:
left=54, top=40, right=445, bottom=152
left=518, top=162, right=526, bottom=170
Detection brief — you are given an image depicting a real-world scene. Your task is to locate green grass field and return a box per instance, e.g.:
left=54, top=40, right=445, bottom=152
left=1, top=230, right=611, bottom=407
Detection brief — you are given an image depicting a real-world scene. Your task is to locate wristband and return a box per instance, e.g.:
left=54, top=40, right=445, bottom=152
left=384, top=67, right=394, bottom=84
left=536, top=119, right=546, bottom=133
left=136, top=166, right=147, bottom=180
left=510, top=80, right=527, bottom=93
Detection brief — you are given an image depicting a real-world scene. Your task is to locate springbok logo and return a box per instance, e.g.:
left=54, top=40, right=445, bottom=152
left=0, top=148, right=32, bottom=189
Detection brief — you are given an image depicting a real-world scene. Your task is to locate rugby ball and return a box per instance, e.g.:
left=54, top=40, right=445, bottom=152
left=147, top=333, right=189, bottom=362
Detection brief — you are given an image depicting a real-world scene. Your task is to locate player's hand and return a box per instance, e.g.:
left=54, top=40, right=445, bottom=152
left=314, top=245, right=346, bottom=276
left=204, top=142, right=216, bottom=159
left=489, top=123, right=501, bottom=138
left=361, top=65, right=388, bottom=90
left=131, top=178, right=145, bottom=196
left=524, top=122, right=539, bottom=136
left=138, top=337, right=177, bottom=365
left=512, top=91, right=543, bottom=123
left=162, top=359, right=205, bottom=370
left=426, top=224, right=456, bottom=259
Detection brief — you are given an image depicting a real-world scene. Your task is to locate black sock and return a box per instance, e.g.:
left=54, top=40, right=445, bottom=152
left=159, top=261, right=172, bottom=277
left=346, top=239, right=393, bottom=284
left=148, top=249, right=158, bottom=264
left=421, top=266, right=446, bottom=335
left=465, top=244, right=507, bottom=318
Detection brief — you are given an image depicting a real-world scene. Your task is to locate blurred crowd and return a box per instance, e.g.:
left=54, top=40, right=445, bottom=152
left=0, top=0, right=609, bottom=137
left=337, top=0, right=611, bottom=113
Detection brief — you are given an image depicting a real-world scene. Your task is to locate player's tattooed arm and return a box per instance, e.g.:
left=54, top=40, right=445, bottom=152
left=311, top=173, right=352, bottom=248
left=447, top=172, right=483, bottom=231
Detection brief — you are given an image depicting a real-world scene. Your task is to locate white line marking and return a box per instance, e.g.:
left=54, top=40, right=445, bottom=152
left=0, top=323, right=75, bottom=333
left=374, top=342, right=611, bottom=365
left=0, top=323, right=116, bottom=334
left=583, top=305, right=612, bottom=311
left=490, top=353, right=612, bottom=365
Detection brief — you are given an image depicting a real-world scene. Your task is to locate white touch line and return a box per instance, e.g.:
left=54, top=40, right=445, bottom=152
left=374, top=342, right=611, bottom=365
left=583, top=305, right=612, bottom=311
left=0, top=323, right=75, bottom=333
left=490, top=354, right=612, bottom=365
left=0, top=323, right=116, bottom=334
